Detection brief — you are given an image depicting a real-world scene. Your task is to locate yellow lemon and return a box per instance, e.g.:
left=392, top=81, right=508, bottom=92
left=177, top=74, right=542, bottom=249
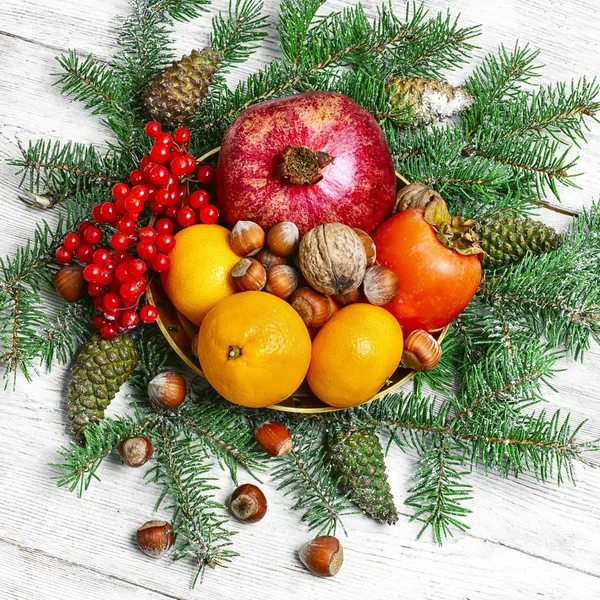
left=161, top=224, right=239, bottom=326
left=307, top=303, right=403, bottom=407
left=197, top=291, right=312, bottom=408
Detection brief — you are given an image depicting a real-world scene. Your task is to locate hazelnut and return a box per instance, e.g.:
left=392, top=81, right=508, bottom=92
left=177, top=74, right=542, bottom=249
left=298, top=535, right=343, bottom=577
left=136, top=520, right=174, bottom=558
left=256, top=248, right=288, bottom=270
left=231, top=258, right=267, bottom=292
left=265, top=264, right=298, bottom=299
left=363, top=265, right=399, bottom=306
left=298, top=223, right=366, bottom=296
left=54, top=265, right=87, bottom=303
left=290, top=288, right=332, bottom=328
left=334, top=288, right=364, bottom=305
left=229, top=484, right=267, bottom=523
left=148, top=372, right=187, bottom=409
left=402, top=329, right=442, bottom=372
left=353, top=229, right=377, bottom=267
left=255, top=422, right=293, bottom=456
left=230, top=220, right=265, bottom=257
left=118, top=436, right=154, bottom=467
left=267, top=221, right=300, bottom=257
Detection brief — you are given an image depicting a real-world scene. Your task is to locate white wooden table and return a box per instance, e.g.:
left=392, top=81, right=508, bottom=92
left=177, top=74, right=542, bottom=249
left=1, top=1, right=600, bottom=598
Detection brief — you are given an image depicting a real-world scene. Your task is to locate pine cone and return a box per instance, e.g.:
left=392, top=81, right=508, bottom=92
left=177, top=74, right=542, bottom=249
left=328, top=427, right=398, bottom=525
left=387, top=76, right=473, bottom=126
left=68, top=333, right=139, bottom=442
left=477, top=214, right=562, bottom=268
left=142, top=48, right=222, bottom=128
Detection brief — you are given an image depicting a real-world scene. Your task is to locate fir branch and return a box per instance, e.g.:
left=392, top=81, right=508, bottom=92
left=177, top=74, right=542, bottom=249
left=179, top=391, right=265, bottom=484
left=278, top=0, right=324, bottom=70
left=406, top=154, right=513, bottom=191
left=0, top=285, right=33, bottom=384
left=32, top=301, right=94, bottom=369
left=306, top=392, right=447, bottom=453
left=150, top=425, right=237, bottom=585
left=376, top=9, right=479, bottom=80
left=457, top=409, right=599, bottom=482
left=390, top=123, right=466, bottom=164
left=210, top=0, right=268, bottom=69
left=451, top=344, right=559, bottom=421
left=464, top=43, right=542, bottom=136
left=309, top=387, right=596, bottom=490
left=53, top=51, right=129, bottom=118
left=11, top=140, right=121, bottom=198
left=0, top=204, right=92, bottom=383
left=194, top=2, right=453, bottom=136
left=0, top=204, right=89, bottom=297
left=130, top=323, right=175, bottom=392
left=471, top=130, right=579, bottom=198
left=496, top=78, right=600, bottom=143
left=405, top=437, right=472, bottom=543
left=272, top=419, right=355, bottom=534
left=114, top=0, right=211, bottom=96
left=412, top=324, right=462, bottom=394
left=445, top=187, right=538, bottom=221
left=157, top=0, right=212, bottom=21
left=478, top=204, right=600, bottom=359
left=53, top=413, right=156, bottom=494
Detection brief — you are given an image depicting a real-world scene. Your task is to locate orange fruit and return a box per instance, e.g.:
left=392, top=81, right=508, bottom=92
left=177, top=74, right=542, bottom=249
left=161, top=224, right=239, bottom=326
left=307, top=304, right=403, bottom=408
left=197, top=291, right=312, bottom=408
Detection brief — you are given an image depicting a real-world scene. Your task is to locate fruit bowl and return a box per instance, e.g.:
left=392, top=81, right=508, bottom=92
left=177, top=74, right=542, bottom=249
left=147, top=147, right=448, bottom=413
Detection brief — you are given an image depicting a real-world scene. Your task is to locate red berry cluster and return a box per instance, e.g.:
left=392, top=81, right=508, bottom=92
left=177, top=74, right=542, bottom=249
left=54, top=121, right=219, bottom=339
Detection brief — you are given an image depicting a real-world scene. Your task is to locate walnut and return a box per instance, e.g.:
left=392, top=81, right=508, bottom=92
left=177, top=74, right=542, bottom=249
left=298, top=223, right=367, bottom=296
left=394, top=182, right=443, bottom=213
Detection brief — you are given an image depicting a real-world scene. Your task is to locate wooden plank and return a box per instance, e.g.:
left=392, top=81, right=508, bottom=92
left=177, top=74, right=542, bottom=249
left=1, top=0, right=600, bottom=598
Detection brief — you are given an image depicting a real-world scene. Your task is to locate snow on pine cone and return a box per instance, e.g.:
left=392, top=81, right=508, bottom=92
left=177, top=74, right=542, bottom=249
left=477, top=214, right=562, bottom=268
left=142, top=48, right=222, bottom=128
left=68, top=333, right=139, bottom=442
left=387, top=76, right=473, bottom=126
left=328, top=427, right=398, bottom=525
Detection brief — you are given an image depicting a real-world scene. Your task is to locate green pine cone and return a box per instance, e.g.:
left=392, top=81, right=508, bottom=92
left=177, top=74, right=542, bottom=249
left=477, top=214, right=562, bottom=268
left=68, top=333, right=139, bottom=442
left=142, top=48, right=222, bottom=128
left=329, top=427, right=398, bottom=525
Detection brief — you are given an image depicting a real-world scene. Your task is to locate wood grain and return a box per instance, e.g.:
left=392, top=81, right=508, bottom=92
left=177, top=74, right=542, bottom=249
left=1, top=1, right=600, bottom=599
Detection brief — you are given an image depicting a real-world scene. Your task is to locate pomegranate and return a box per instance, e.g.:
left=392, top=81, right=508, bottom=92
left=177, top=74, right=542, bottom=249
left=216, top=92, right=397, bottom=235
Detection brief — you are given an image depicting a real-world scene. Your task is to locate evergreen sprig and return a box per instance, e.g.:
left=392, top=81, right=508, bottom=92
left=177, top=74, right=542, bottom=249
left=115, top=0, right=212, bottom=95
left=53, top=51, right=130, bottom=119
left=192, top=1, right=477, bottom=140
left=463, top=43, right=542, bottom=136
left=271, top=419, right=356, bottom=535
left=373, top=9, right=480, bottom=80
left=210, top=0, right=268, bottom=69
left=54, top=412, right=156, bottom=494
left=405, top=437, right=472, bottom=543
left=0, top=202, right=93, bottom=384
left=149, top=424, right=237, bottom=585
left=130, top=323, right=175, bottom=392
left=478, top=203, right=600, bottom=358
left=10, top=140, right=122, bottom=199
left=487, top=79, right=600, bottom=144
left=34, top=301, right=94, bottom=369
left=179, top=391, right=266, bottom=484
